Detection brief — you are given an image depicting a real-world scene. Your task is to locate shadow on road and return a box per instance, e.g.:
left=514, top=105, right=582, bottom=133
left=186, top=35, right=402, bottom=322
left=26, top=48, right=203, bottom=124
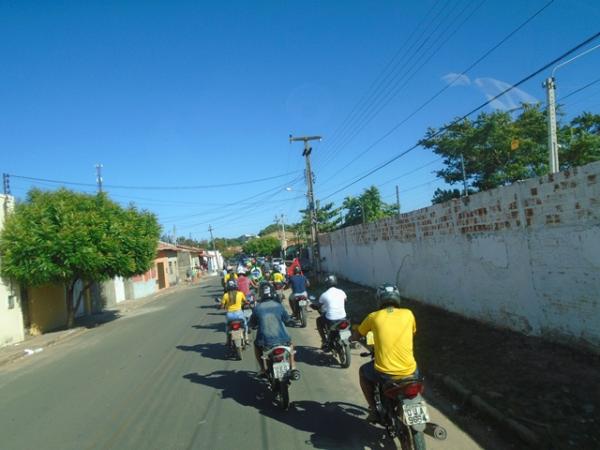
left=176, top=342, right=236, bottom=361
left=183, top=369, right=396, bottom=449
left=192, top=322, right=225, bottom=332
left=295, top=345, right=339, bottom=368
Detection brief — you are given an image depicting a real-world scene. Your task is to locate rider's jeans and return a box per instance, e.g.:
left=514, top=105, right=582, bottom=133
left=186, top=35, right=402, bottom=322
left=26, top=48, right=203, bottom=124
left=226, top=310, right=247, bottom=332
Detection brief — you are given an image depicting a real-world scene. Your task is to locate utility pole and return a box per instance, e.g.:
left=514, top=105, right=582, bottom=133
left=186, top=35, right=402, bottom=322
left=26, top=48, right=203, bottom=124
left=361, top=200, right=366, bottom=224
left=275, top=214, right=287, bottom=259
left=395, top=185, right=401, bottom=216
left=290, top=134, right=322, bottom=276
left=2, top=173, right=10, bottom=196
left=460, top=154, right=469, bottom=197
left=208, top=225, right=215, bottom=251
left=544, top=77, right=560, bottom=173
left=172, top=225, right=176, bottom=244
left=95, top=164, right=103, bottom=194
left=545, top=42, right=600, bottom=174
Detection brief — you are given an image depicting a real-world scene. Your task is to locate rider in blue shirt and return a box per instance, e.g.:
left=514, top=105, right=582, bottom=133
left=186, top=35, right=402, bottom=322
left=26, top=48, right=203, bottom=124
left=287, top=266, right=310, bottom=318
left=249, top=283, right=299, bottom=379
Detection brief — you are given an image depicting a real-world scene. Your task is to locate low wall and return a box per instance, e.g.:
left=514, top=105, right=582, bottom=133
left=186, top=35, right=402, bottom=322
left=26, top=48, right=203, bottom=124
left=320, top=162, right=600, bottom=352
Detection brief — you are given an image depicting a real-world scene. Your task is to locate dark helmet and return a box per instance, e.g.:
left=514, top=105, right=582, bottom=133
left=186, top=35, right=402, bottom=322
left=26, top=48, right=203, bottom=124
left=324, top=274, right=337, bottom=287
left=294, top=266, right=302, bottom=275
left=226, top=279, right=238, bottom=291
left=376, top=283, right=401, bottom=308
left=259, top=282, right=276, bottom=301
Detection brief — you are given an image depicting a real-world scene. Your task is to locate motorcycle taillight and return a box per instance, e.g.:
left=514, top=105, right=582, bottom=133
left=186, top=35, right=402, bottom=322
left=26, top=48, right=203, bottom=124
left=272, top=347, right=285, bottom=355
left=338, top=321, right=350, bottom=330
left=402, top=383, right=424, bottom=399
left=230, top=322, right=241, bottom=331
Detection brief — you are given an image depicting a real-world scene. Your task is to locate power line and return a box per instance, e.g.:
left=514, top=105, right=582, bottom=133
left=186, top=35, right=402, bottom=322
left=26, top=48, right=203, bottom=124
left=320, top=30, right=600, bottom=201
left=9, top=170, right=301, bottom=191
left=319, top=0, right=485, bottom=171
left=315, top=0, right=447, bottom=163
left=318, top=0, right=555, bottom=188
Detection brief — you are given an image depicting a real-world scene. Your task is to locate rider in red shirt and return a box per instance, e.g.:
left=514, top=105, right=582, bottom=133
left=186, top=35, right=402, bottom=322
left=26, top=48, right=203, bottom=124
left=236, top=268, right=251, bottom=296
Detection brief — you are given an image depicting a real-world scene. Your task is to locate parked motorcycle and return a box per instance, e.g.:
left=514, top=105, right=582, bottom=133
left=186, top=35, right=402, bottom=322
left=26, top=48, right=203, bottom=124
left=261, top=345, right=299, bottom=410
left=227, top=319, right=247, bottom=360
left=360, top=341, right=434, bottom=450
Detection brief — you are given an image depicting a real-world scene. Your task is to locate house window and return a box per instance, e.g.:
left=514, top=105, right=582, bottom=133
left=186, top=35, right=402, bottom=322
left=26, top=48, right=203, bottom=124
left=169, top=261, right=173, bottom=274
left=8, top=295, right=15, bottom=309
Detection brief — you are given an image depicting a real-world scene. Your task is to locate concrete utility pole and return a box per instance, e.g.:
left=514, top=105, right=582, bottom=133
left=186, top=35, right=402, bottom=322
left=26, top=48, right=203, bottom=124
left=289, top=134, right=322, bottom=276
left=95, top=164, right=103, bottom=194
left=544, top=77, right=560, bottom=174
left=395, top=185, right=401, bottom=216
left=172, top=225, right=177, bottom=244
left=546, top=42, right=600, bottom=174
left=2, top=173, right=10, bottom=195
left=208, top=225, right=215, bottom=251
left=275, top=214, right=287, bottom=259
left=460, top=154, right=469, bottom=197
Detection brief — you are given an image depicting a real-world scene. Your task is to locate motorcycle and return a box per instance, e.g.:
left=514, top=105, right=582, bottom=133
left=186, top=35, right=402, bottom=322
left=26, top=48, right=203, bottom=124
left=327, top=319, right=353, bottom=368
left=360, top=339, right=436, bottom=450
left=310, top=302, right=352, bottom=368
left=261, top=345, right=299, bottom=410
left=290, top=293, right=311, bottom=328
left=226, top=319, right=248, bottom=361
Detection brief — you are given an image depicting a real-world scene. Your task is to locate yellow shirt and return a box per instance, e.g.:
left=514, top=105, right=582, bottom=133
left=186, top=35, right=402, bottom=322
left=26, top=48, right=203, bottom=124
left=223, top=273, right=238, bottom=284
left=358, top=307, right=417, bottom=377
left=272, top=272, right=285, bottom=283
left=221, top=291, right=245, bottom=312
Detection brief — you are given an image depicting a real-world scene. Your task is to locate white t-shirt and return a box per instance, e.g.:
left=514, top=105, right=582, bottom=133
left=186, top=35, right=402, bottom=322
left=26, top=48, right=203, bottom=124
left=319, top=287, right=347, bottom=320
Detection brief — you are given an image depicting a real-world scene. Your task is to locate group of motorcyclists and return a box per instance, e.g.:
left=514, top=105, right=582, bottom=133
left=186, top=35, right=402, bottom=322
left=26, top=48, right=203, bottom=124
left=217, top=256, right=419, bottom=426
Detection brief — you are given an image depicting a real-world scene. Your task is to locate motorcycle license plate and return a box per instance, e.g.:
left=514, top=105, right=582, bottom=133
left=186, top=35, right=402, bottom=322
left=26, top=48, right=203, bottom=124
left=230, top=329, right=243, bottom=340
left=402, top=401, right=429, bottom=426
left=339, top=329, right=351, bottom=340
left=272, top=362, right=290, bottom=380
left=298, top=300, right=308, bottom=306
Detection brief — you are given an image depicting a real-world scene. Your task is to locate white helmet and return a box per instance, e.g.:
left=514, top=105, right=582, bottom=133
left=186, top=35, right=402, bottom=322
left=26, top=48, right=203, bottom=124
left=237, top=267, right=246, bottom=275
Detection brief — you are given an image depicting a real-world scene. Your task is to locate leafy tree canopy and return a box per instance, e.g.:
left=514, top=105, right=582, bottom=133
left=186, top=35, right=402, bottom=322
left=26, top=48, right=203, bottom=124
left=242, top=236, right=280, bottom=257
left=296, top=201, right=342, bottom=236
left=0, top=188, right=161, bottom=326
left=342, top=186, right=396, bottom=226
left=422, top=105, right=600, bottom=203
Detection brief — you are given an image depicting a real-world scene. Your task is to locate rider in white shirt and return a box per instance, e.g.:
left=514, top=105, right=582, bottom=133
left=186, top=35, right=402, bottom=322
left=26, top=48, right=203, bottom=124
left=317, top=274, right=347, bottom=349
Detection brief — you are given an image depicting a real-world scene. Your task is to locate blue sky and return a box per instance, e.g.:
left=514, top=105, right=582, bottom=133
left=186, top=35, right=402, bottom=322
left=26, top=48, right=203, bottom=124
left=2, top=0, right=599, bottom=239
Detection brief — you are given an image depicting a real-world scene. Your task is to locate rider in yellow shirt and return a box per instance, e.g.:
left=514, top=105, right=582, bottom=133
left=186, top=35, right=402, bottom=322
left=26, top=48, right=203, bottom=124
left=220, top=279, right=248, bottom=340
left=355, top=283, right=418, bottom=422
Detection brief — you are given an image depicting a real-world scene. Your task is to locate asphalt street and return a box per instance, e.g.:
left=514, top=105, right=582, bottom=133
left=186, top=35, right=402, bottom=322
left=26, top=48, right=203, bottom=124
left=0, top=276, right=487, bottom=450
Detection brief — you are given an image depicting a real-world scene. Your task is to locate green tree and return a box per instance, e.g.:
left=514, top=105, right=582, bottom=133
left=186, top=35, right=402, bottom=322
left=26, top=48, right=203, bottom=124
left=297, top=201, right=342, bottom=237
left=258, top=223, right=280, bottom=236
left=561, top=112, right=600, bottom=167
left=422, top=105, right=600, bottom=203
left=342, top=186, right=395, bottom=226
left=0, top=189, right=161, bottom=328
left=242, top=236, right=280, bottom=257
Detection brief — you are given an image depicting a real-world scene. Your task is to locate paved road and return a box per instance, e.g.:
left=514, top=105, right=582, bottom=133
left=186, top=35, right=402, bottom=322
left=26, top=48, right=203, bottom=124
left=0, top=277, right=487, bottom=450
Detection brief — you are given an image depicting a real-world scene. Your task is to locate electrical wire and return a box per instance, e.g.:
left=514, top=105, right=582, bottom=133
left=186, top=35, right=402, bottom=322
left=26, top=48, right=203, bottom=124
left=319, top=0, right=485, bottom=172
left=319, top=30, right=600, bottom=202
left=318, top=0, right=555, bottom=189
left=9, top=170, right=301, bottom=191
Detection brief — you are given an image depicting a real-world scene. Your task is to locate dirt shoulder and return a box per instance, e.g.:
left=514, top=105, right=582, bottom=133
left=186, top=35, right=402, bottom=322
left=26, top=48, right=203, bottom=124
left=330, top=278, right=599, bottom=450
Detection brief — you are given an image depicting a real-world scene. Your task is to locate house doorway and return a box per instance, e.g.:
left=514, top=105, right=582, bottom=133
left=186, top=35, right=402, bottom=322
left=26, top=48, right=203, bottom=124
left=157, top=262, right=167, bottom=289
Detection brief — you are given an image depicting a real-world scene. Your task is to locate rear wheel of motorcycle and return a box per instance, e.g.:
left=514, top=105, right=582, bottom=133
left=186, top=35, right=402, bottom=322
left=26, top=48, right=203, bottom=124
left=340, top=341, right=351, bottom=368
left=299, top=308, right=307, bottom=328
left=235, top=345, right=242, bottom=361
left=411, top=431, right=425, bottom=450
left=397, top=427, right=426, bottom=450
left=279, top=382, right=290, bottom=410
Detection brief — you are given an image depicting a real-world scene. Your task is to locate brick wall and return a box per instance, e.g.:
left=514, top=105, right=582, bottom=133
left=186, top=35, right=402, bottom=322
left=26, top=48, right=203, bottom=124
left=320, top=161, right=600, bottom=352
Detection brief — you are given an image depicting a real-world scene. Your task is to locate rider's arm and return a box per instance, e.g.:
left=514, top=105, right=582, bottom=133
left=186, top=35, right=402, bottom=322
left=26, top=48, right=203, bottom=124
left=353, top=313, right=372, bottom=340
left=280, top=304, right=291, bottom=325
left=220, top=293, right=228, bottom=309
